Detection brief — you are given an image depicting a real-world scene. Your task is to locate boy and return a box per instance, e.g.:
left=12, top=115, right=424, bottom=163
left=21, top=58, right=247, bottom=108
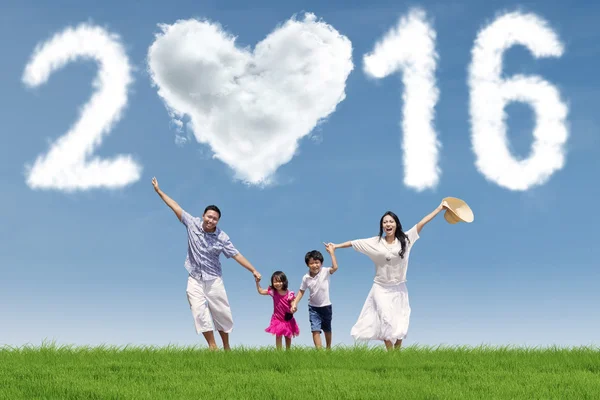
left=290, top=243, right=338, bottom=349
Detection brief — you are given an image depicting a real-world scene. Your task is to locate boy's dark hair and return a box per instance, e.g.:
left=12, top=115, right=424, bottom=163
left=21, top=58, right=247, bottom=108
left=203, top=205, right=221, bottom=218
left=270, top=271, right=288, bottom=291
left=305, top=250, right=324, bottom=265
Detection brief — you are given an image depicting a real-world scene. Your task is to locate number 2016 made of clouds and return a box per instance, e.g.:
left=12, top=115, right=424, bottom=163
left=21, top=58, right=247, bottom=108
left=21, top=8, right=569, bottom=193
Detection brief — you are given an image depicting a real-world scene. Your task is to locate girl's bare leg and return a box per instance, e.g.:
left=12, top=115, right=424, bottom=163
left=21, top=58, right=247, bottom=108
left=276, top=335, right=283, bottom=350
left=285, top=337, right=292, bottom=351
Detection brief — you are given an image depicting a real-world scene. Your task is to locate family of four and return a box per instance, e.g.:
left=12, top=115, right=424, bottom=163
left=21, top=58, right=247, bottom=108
left=152, top=177, right=451, bottom=351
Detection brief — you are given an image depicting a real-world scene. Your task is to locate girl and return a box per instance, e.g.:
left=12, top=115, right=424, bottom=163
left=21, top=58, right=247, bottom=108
left=256, top=271, right=300, bottom=350
left=325, top=201, right=448, bottom=351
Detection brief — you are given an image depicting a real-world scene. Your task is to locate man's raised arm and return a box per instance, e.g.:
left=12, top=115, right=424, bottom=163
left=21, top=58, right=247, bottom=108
left=152, top=177, right=183, bottom=221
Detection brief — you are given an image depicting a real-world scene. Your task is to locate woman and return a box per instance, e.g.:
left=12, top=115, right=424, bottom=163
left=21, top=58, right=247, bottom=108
left=327, top=201, right=448, bottom=350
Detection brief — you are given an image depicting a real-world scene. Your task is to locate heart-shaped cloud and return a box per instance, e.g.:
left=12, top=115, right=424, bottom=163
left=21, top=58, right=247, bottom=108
left=147, top=13, right=354, bottom=185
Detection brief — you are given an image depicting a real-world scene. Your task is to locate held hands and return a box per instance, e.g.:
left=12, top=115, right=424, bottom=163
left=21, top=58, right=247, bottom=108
left=323, top=242, right=336, bottom=253
left=290, top=302, right=297, bottom=313
left=253, top=270, right=262, bottom=281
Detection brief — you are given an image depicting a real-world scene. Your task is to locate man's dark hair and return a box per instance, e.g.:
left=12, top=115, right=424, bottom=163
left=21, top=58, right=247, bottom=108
left=203, top=205, right=221, bottom=218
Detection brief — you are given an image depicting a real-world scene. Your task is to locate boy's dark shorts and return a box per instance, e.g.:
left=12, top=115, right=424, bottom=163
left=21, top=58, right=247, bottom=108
left=308, top=304, right=332, bottom=332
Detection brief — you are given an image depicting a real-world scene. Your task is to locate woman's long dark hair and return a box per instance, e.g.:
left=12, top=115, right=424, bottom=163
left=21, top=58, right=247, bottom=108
left=378, top=211, right=410, bottom=259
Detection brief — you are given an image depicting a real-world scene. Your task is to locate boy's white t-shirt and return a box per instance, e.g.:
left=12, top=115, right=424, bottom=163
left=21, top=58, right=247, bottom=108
left=299, top=267, right=332, bottom=307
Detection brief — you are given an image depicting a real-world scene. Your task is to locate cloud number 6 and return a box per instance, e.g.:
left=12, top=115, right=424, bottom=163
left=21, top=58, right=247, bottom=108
left=468, top=12, right=569, bottom=191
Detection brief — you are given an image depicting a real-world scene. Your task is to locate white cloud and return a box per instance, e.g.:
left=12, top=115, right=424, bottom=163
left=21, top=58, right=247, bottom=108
left=172, top=118, right=184, bottom=132
left=309, top=132, right=324, bottom=144
left=468, top=11, right=569, bottom=191
left=174, top=136, right=188, bottom=146
left=22, top=23, right=141, bottom=192
left=147, top=13, right=353, bottom=186
left=362, top=8, right=440, bottom=191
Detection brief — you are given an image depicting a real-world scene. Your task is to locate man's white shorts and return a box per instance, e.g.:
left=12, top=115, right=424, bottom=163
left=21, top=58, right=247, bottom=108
left=186, top=275, right=233, bottom=334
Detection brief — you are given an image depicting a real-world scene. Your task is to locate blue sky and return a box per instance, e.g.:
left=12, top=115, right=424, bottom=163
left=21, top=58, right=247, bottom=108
left=1, top=0, right=599, bottom=349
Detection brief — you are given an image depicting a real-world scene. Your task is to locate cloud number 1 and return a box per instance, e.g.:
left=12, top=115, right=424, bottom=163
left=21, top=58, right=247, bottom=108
left=22, top=23, right=142, bottom=191
left=363, top=8, right=441, bottom=191
left=468, top=12, right=569, bottom=191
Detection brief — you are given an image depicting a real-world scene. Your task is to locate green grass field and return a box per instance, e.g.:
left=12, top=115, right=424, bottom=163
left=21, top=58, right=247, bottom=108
left=1, top=342, right=599, bottom=399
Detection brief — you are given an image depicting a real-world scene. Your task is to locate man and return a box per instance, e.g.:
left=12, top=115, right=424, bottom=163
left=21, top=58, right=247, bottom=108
left=152, top=177, right=261, bottom=350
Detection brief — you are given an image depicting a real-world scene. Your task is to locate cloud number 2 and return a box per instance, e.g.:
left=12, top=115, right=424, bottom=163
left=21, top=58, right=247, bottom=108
left=22, top=24, right=142, bottom=191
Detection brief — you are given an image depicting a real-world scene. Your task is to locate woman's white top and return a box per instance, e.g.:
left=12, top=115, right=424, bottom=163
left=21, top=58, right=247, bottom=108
left=351, top=225, right=420, bottom=286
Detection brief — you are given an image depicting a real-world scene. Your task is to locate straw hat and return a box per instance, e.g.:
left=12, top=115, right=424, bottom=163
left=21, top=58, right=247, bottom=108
left=442, top=197, right=474, bottom=224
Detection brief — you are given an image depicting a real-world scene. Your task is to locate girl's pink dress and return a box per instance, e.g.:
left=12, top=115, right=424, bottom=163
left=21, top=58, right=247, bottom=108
left=265, top=288, right=300, bottom=338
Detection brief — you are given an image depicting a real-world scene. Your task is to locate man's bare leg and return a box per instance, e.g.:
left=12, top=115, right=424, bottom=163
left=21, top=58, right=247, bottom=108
left=384, top=340, right=393, bottom=351
left=202, top=331, right=218, bottom=350
left=394, top=339, right=403, bottom=350
left=218, top=331, right=231, bottom=351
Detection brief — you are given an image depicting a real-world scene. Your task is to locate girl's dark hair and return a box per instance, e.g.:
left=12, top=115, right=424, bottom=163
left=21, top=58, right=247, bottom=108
left=378, top=211, right=410, bottom=259
left=270, top=271, right=288, bottom=291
